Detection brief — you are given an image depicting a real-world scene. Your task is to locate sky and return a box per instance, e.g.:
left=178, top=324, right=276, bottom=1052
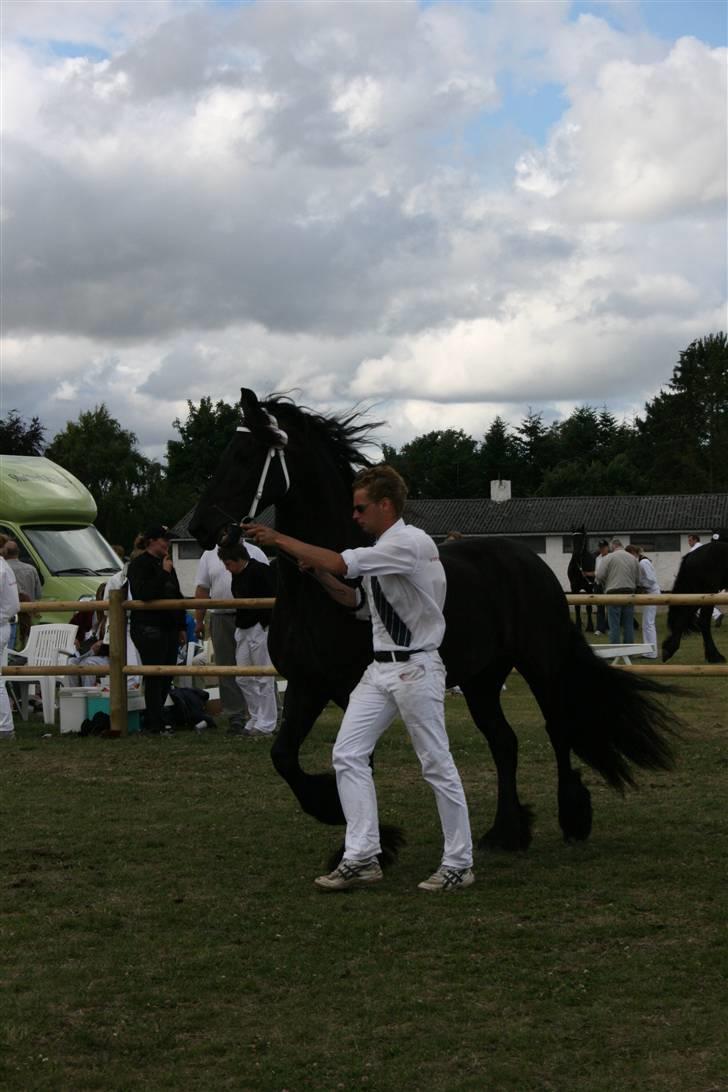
left=2, top=0, right=726, bottom=462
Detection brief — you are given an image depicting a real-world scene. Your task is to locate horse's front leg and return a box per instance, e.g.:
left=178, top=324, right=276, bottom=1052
left=461, top=666, right=533, bottom=851
left=699, top=604, right=727, bottom=664
left=271, top=680, right=344, bottom=825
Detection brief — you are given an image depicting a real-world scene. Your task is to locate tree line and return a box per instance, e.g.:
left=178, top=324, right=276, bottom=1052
left=1, top=333, right=726, bottom=548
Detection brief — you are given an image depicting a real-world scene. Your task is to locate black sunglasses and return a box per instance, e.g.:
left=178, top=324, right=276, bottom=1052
left=353, top=502, right=373, bottom=514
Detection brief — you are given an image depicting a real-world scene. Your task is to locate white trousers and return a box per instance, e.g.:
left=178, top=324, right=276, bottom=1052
left=641, top=605, right=658, bottom=657
left=64, top=653, right=109, bottom=688
left=0, top=623, right=14, bottom=735
left=233, top=623, right=278, bottom=734
left=333, top=651, right=473, bottom=869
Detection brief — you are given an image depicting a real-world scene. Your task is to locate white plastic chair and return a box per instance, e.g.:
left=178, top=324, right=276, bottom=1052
left=4, top=623, right=78, bottom=724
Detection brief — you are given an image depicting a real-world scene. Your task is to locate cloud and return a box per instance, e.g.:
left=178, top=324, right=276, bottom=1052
left=1, top=1, right=725, bottom=461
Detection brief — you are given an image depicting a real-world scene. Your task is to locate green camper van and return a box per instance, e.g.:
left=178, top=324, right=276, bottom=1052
left=0, top=455, right=122, bottom=621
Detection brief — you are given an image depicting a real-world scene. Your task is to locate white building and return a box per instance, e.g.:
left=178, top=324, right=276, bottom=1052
left=170, top=484, right=728, bottom=595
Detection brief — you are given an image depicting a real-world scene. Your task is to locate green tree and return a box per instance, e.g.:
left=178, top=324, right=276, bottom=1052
left=479, top=416, right=520, bottom=490
left=386, top=429, right=481, bottom=498
left=0, top=410, right=46, bottom=455
left=46, top=405, right=160, bottom=547
left=165, top=397, right=242, bottom=510
left=637, top=333, right=728, bottom=492
left=514, top=409, right=560, bottom=494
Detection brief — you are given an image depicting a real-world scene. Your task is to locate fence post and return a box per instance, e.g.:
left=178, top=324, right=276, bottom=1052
left=108, top=588, right=128, bottom=737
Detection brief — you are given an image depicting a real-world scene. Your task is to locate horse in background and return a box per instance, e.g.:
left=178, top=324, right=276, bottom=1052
left=567, top=526, right=595, bottom=633
left=189, top=390, right=679, bottom=861
left=663, top=531, right=728, bottom=664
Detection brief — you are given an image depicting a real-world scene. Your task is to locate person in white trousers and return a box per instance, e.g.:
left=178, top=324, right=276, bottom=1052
left=217, top=543, right=278, bottom=738
left=627, top=545, right=659, bottom=659
left=246, top=464, right=474, bottom=894
left=0, top=558, right=20, bottom=740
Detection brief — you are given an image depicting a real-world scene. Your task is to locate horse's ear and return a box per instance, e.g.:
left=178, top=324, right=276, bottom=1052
left=240, top=388, right=259, bottom=418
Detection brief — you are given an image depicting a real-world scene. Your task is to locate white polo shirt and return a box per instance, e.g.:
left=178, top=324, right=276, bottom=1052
left=341, top=519, right=446, bottom=652
left=195, top=546, right=269, bottom=612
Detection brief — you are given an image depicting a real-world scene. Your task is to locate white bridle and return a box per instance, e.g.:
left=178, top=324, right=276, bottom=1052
left=236, top=411, right=291, bottom=521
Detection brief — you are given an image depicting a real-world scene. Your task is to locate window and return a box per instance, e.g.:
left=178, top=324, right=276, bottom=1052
left=23, top=525, right=122, bottom=576
left=629, top=534, right=680, bottom=553
left=177, top=541, right=204, bottom=560
left=562, top=535, right=607, bottom=553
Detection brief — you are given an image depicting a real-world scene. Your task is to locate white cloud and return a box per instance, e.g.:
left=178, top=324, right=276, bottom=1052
left=1, top=1, right=725, bottom=462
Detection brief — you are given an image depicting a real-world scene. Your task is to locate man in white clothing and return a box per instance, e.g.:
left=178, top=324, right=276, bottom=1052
left=246, top=464, right=474, bottom=894
left=0, top=558, right=20, bottom=740
left=627, top=545, right=660, bottom=659
left=194, top=543, right=269, bottom=729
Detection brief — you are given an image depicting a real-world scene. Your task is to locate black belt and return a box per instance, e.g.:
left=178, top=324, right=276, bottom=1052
left=373, top=649, right=426, bottom=662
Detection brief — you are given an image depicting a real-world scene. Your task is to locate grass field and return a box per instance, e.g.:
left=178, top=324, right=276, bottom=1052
left=2, top=626, right=726, bottom=1091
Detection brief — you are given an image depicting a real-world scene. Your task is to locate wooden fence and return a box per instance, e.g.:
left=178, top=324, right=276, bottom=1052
left=3, top=590, right=727, bottom=736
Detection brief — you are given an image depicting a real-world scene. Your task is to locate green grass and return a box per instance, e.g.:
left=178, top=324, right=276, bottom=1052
left=1, top=625, right=726, bottom=1091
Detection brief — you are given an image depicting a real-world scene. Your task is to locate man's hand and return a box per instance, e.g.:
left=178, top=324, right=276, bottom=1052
left=245, top=522, right=276, bottom=547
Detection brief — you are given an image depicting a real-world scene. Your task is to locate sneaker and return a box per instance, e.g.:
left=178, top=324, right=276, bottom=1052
left=418, top=866, right=475, bottom=893
left=314, top=857, right=383, bottom=892
left=594, top=630, right=602, bottom=636
left=225, top=723, right=248, bottom=737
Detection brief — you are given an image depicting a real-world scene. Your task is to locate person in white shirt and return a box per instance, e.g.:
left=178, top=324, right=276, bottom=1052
left=194, top=543, right=270, bottom=729
left=0, top=557, right=20, bottom=739
left=627, top=545, right=660, bottom=659
left=246, top=464, right=474, bottom=894
left=687, top=534, right=702, bottom=552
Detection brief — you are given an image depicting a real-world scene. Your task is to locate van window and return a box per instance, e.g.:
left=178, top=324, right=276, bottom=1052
left=23, top=525, right=122, bottom=576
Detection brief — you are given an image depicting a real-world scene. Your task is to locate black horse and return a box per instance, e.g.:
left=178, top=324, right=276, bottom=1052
left=663, top=533, right=728, bottom=664
left=189, top=391, right=678, bottom=858
left=567, top=526, right=595, bottom=633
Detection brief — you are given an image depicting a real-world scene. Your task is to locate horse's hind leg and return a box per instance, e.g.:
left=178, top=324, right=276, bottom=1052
left=525, top=674, right=592, bottom=843
left=460, top=665, right=533, bottom=851
left=699, top=605, right=727, bottom=664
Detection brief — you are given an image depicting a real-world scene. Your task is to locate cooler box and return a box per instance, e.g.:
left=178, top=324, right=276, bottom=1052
left=59, top=687, right=103, bottom=734
left=87, top=692, right=145, bottom=733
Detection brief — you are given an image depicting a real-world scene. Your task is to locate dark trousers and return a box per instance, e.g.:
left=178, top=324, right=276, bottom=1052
left=131, top=625, right=179, bottom=731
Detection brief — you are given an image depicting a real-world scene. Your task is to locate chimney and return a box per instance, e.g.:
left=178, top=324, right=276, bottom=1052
left=490, top=479, right=511, bottom=503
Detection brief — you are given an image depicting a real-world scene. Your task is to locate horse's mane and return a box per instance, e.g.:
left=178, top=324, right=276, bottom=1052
left=262, top=394, right=383, bottom=480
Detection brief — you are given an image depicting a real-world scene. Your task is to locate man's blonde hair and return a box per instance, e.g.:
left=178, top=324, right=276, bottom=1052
left=353, top=465, right=408, bottom=517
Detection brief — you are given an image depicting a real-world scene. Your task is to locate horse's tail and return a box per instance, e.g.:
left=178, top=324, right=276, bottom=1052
left=560, top=629, right=680, bottom=791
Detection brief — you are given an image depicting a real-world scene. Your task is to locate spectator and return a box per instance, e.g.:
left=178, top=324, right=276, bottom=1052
left=626, top=545, right=659, bottom=659
left=3, top=541, right=41, bottom=649
left=0, top=558, right=20, bottom=740
left=217, top=542, right=277, bottom=738
left=687, top=534, right=702, bottom=552
left=193, top=542, right=270, bottom=731
left=127, top=526, right=186, bottom=734
left=592, top=539, right=611, bottom=635
left=65, top=585, right=110, bottom=686
left=598, top=539, right=640, bottom=644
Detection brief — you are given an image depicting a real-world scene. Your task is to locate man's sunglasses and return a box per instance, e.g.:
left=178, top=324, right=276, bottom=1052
left=353, top=502, right=373, bottom=514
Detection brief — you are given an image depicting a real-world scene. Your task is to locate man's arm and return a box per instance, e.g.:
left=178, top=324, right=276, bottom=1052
left=244, top=523, right=346, bottom=576
left=194, top=585, right=211, bottom=637
left=309, top=568, right=358, bottom=609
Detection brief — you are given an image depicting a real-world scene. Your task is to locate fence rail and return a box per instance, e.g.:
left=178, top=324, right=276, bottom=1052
left=4, top=591, right=727, bottom=736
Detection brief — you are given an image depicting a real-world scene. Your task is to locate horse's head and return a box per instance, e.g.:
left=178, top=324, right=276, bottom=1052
left=188, top=388, right=292, bottom=549
left=571, top=525, right=587, bottom=551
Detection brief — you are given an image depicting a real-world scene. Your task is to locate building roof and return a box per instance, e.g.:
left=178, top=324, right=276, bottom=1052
left=172, top=493, right=728, bottom=542
left=403, top=494, right=728, bottom=537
